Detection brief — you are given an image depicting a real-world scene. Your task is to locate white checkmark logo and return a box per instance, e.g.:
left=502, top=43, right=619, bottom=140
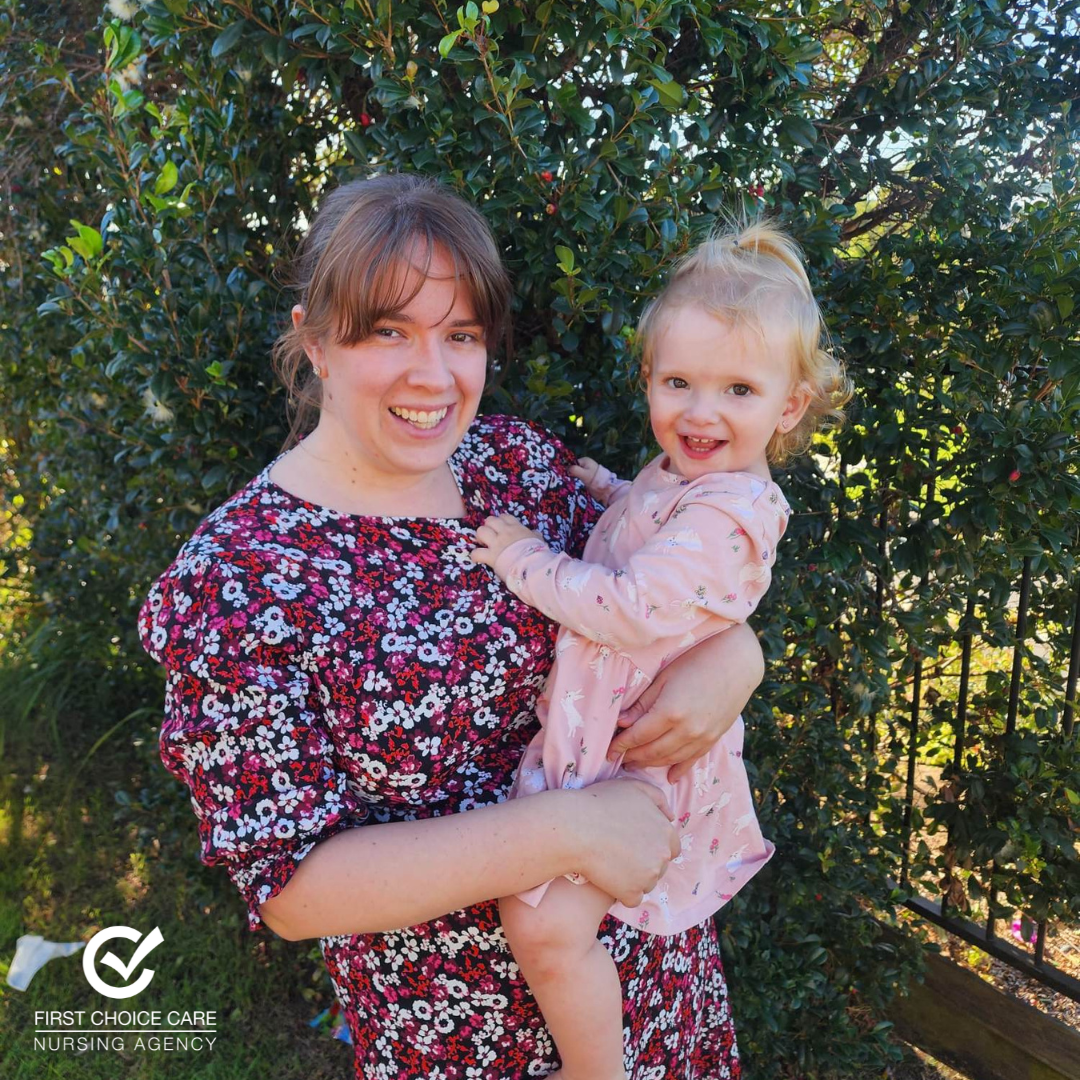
left=83, top=925, right=164, bottom=999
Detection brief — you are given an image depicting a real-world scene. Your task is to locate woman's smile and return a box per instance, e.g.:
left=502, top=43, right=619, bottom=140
left=388, top=404, right=453, bottom=430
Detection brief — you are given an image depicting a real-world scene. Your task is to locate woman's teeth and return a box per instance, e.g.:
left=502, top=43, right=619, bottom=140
left=390, top=406, right=449, bottom=429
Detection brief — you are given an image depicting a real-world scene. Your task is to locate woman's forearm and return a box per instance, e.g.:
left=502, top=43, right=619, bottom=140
left=260, top=789, right=578, bottom=940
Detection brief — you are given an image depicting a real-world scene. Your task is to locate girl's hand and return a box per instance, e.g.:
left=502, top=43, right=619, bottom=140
left=564, top=779, right=680, bottom=908
left=569, top=456, right=601, bottom=490
left=471, top=514, right=547, bottom=570
left=608, top=623, right=765, bottom=783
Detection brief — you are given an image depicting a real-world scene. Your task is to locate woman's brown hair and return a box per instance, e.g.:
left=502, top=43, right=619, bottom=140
left=272, top=174, right=512, bottom=448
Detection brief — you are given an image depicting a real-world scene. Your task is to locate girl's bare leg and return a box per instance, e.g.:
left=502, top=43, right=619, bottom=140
left=500, top=878, right=627, bottom=1080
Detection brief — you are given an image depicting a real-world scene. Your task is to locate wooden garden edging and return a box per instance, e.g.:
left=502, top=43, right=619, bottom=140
left=888, top=948, right=1080, bottom=1080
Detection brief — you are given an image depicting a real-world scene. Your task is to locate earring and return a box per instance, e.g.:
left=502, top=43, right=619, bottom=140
left=312, top=365, right=323, bottom=378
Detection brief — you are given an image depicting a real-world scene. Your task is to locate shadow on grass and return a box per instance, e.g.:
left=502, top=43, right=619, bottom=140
left=0, top=730, right=349, bottom=1079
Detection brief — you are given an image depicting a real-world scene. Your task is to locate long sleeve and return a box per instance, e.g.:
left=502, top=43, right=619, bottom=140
left=586, top=463, right=633, bottom=508
left=493, top=482, right=784, bottom=654
left=139, top=554, right=363, bottom=930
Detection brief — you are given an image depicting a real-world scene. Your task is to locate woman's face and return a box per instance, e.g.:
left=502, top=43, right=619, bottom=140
left=297, top=248, right=489, bottom=491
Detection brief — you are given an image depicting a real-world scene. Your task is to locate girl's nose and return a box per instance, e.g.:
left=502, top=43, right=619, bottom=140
left=684, top=392, right=722, bottom=424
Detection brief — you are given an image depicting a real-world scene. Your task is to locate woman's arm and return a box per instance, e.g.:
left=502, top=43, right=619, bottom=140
left=260, top=780, right=679, bottom=941
left=610, top=622, right=765, bottom=783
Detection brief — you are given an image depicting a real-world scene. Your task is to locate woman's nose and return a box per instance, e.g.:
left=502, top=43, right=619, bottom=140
left=406, top=336, right=455, bottom=390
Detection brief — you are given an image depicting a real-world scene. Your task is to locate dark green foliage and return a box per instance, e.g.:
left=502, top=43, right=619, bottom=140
left=2, top=2, right=1078, bottom=1076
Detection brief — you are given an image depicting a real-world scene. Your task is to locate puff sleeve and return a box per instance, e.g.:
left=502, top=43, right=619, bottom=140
left=138, top=552, right=363, bottom=931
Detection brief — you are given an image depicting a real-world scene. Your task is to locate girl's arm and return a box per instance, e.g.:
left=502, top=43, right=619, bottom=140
left=259, top=779, right=679, bottom=940
left=569, top=456, right=632, bottom=508
left=474, top=495, right=774, bottom=652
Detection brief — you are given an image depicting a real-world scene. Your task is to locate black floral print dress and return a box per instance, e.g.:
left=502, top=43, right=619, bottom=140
left=138, top=415, right=742, bottom=1080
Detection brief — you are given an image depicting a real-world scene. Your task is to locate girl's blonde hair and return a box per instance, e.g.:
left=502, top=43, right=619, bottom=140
left=272, top=174, right=512, bottom=449
left=637, top=219, right=852, bottom=463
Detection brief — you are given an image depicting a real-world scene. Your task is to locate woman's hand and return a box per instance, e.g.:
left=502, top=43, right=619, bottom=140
left=565, top=779, right=681, bottom=908
left=608, top=622, right=765, bottom=784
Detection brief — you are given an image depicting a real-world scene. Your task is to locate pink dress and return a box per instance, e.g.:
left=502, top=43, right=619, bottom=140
left=494, top=455, right=789, bottom=936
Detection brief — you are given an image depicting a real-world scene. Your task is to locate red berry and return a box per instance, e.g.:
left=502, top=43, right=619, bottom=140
left=545, top=202, right=558, bottom=215
left=540, top=170, right=554, bottom=182
left=815, top=893, right=823, bottom=901
left=751, top=183, right=764, bottom=198
left=360, top=112, right=373, bottom=127
left=808, top=564, right=818, bottom=572
left=1009, top=469, right=1021, bottom=482
left=952, top=424, right=963, bottom=435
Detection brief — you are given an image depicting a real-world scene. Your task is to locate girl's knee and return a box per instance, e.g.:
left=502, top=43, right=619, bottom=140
left=500, top=895, right=590, bottom=967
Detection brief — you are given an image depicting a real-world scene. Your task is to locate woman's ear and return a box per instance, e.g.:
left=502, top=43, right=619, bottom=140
left=778, top=381, right=812, bottom=433
left=292, top=304, right=325, bottom=369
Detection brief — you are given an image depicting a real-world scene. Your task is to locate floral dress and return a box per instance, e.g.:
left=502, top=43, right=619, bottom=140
left=498, top=459, right=786, bottom=936
left=138, top=415, right=742, bottom=1080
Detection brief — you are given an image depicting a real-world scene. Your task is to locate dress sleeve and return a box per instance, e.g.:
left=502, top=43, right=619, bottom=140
left=508, top=417, right=602, bottom=559
left=138, top=555, right=362, bottom=931
left=493, top=483, right=785, bottom=653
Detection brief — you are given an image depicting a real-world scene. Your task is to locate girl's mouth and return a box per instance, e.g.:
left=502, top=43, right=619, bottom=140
left=680, top=435, right=727, bottom=458
left=388, top=405, right=453, bottom=433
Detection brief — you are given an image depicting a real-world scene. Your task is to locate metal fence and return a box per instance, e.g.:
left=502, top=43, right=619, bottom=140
left=890, top=555, right=1080, bottom=1001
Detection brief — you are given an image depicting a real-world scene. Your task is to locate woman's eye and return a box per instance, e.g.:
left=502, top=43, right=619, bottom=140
left=450, top=331, right=480, bottom=343
left=373, top=327, right=402, bottom=339
left=729, top=384, right=752, bottom=396
left=666, top=377, right=689, bottom=389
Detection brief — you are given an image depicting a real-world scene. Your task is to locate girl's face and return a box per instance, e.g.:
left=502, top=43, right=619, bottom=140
left=646, top=305, right=810, bottom=481
left=296, top=247, right=489, bottom=493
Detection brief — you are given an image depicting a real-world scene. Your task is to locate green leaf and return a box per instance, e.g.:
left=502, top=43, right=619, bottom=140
left=342, top=129, right=366, bottom=159
left=649, top=78, right=685, bottom=110
left=211, top=21, right=246, bottom=58
left=438, top=31, right=461, bottom=58
left=67, top=221, right=103, bottom=259
left=555, top=245, right=575, bottom=273
left=782, top=115, right=818, bottom=150
left=1066, top=789, right=1080, bottom=806
left=154, top=160, right=178, bottom=196
left=201, top=464, right=230, bottom=491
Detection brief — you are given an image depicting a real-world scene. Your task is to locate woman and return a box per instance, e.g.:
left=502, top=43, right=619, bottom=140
left=138, top=173, right=765, bottom=1079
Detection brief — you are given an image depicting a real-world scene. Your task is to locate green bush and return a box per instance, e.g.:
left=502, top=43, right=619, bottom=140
left=2, top=1, right=1078, bottom=1075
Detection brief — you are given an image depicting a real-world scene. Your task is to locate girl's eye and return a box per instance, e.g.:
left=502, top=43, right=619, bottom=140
left=450, top=331, right=480, bottom=343
left=729, top=383, right=752, bottom=396
left=666, top=377, right=689, bottom=389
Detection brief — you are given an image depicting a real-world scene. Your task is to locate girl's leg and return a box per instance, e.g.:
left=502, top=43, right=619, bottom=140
left=500, top=878, right=626, bottom=1080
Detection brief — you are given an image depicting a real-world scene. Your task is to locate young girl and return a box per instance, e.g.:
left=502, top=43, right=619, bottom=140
left=472, top=221, right=851, bottom=1080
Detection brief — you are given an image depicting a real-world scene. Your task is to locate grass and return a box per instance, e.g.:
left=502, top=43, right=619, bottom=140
left=0, top=728, right=350, bottom=1078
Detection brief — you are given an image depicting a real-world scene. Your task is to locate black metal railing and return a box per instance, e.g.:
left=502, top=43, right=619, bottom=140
left=892, top=558, right=1080, bottom=1001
